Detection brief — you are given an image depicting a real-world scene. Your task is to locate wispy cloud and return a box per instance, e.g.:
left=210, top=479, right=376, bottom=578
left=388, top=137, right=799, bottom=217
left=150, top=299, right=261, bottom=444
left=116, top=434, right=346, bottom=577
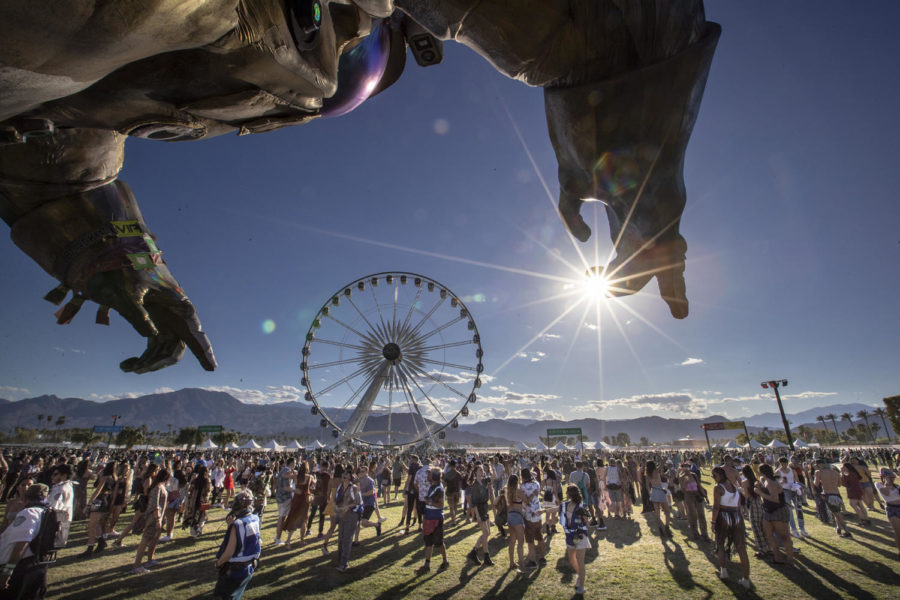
left=574, top=392, right=709, bottom=417
left=477, top=389, right=560, bottom=406
left=541, top=333, right=561, bottom=340
left=202, top=385, right=304, bottom=404
left=680, top=357, right=703, bottom=366
left=469, top=407, right=564, bottom=422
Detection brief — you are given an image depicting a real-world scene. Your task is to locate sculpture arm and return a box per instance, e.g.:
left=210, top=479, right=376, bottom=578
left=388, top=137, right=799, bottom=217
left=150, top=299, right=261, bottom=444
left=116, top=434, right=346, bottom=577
left=396, top=0, right=719, bottom=318
left=0, top=128, right=216, bottom=373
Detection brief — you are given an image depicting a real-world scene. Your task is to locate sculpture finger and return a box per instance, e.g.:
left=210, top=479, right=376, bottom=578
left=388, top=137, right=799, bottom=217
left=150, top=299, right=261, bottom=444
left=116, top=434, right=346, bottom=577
left=558, top=190, right=591, bottom=242
left=142, top=286, right=217, bottom=372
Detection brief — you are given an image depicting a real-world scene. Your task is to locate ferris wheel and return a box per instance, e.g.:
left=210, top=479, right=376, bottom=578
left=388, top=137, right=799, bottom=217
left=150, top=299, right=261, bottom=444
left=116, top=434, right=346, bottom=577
left=301, top=272, right=484, bottom=448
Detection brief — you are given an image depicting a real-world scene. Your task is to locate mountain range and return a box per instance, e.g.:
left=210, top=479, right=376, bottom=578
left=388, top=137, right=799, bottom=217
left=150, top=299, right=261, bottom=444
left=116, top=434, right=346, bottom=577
left=0, top=389, right=885, bottom=445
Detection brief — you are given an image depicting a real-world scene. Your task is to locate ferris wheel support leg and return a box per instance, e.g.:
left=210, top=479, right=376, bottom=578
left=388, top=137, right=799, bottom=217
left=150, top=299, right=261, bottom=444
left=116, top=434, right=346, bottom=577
left=343, top=361, right=391, bottom=439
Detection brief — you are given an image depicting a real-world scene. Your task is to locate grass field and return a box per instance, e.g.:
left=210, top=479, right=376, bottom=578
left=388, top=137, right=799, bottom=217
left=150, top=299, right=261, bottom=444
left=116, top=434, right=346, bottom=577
left=40, top=470, right=899, bottom=599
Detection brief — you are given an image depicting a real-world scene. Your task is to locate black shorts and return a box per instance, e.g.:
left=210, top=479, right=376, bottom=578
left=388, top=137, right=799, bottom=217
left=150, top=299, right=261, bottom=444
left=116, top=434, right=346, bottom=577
left=362, top=505, right=375, bottom=520
left=476, top=503, right=490, bottom=522
left=393, top=478, right=402, bottom=486
left=424, top=520, right=444, bottom=547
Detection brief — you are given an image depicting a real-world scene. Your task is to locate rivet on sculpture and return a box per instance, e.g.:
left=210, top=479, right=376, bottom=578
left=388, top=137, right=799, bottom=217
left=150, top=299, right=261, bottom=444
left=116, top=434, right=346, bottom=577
left=0, top=1, right=720, bottom=373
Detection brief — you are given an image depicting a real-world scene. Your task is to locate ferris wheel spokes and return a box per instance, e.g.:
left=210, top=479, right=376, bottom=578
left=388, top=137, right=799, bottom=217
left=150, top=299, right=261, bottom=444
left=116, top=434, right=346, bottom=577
left=343, top=361, right=391, bottom=438
left=399, top=363, right=450, bottom=424
left=404, top=363, right=469, bottom=400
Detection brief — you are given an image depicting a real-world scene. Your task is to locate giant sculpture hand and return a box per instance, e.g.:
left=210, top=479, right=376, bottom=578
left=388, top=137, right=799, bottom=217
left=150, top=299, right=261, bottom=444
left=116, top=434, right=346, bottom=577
left=0, top=0, right=719, bottom=372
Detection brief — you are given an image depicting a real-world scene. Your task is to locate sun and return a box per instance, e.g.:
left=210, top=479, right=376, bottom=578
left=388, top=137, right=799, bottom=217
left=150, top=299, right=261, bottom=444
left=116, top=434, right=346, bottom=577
left=581, top=267, right=611, bottom=302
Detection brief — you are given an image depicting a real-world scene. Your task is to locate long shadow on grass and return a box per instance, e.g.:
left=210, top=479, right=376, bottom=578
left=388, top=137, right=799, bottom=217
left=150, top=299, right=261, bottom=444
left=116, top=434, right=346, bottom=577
left=787, top=554, right=879, bottom=600
left=801, top=536, right=898, bottom=584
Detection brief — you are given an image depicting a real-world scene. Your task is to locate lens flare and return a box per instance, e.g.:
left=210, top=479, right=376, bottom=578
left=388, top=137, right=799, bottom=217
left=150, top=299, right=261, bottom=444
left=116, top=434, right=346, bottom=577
left=261, top=319, right=276, bottom=334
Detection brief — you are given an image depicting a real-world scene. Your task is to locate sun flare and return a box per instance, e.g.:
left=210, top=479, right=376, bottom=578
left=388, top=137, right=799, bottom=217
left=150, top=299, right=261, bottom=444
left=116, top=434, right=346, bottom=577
left=581, top=269, right=611, bottom=302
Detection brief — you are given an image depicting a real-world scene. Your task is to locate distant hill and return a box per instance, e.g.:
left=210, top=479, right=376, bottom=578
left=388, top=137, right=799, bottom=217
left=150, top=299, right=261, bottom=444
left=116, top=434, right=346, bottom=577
left=0, top=389, right=885, bottom=444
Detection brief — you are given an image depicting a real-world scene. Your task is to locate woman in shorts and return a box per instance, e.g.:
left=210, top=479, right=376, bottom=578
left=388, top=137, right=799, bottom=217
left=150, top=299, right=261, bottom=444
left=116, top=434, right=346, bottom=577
left=117, top=463, right=158, bottom=547
left=875, top=468, right=900, bottom=559
left=755, top=464, right=794, bottom=566
left=81, top=461, right=117, bottom=556
left=644, top=460, right=671, bottom=538
left=465, top=465, right=495, bottom=565
left=541, top=466, right=561, bottom=533
left=108, top=461, right=133, bottom=536
left=711, top=467, right=750, bottom=588
left=505, top=474, right=526, bottom=571
left=561, top=484, right=590, bottom=595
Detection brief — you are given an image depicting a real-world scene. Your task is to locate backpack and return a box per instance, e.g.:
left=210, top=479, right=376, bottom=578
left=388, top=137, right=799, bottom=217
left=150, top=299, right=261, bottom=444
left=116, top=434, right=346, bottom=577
left=29, top=508, right=61, bottom=565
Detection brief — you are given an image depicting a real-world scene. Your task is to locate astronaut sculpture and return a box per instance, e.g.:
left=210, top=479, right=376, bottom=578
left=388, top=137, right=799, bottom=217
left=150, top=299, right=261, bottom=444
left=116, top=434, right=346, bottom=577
left=0, top=1, right=720, bottom=373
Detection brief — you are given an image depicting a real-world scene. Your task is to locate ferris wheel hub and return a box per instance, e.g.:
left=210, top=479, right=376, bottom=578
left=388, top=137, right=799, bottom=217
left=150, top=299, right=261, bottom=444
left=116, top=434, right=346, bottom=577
left=381, top=342, right=402, bottom=362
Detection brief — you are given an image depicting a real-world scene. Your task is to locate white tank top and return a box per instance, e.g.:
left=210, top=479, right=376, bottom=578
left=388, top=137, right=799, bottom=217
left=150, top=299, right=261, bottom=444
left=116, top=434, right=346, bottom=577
left=718, top=483, right=740, bottom=508
left=777, top=466, right=795, bottom=487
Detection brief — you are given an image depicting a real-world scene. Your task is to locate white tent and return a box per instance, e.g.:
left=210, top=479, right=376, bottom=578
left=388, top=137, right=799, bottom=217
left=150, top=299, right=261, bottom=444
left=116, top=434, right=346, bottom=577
left=598, top=441, right=618, bottom=451
left=239, top=439, right=261, bottom=449
left=581, top=441, right=597, bottom=450
left=767, top=439, right=787, bottom=448
left=722, top=440, right=742, bottom=449
left=535, top=441, right=548, bottom=450
left=553, top=441, right=570, bottom=451
left=226, top=442, right=239, bottom=450
left=198, top=439, right=218, bottom=449
left=285, top=440, right=303, bottom=450
left=513, top=441, right=532, bottom=451
left=747, top=439, right=764, bottom=449
left=305, top=440, right=327, bottom=450
left=793, top=439, right=809, bottom=448
left=263, top=439, right=283, bottom=451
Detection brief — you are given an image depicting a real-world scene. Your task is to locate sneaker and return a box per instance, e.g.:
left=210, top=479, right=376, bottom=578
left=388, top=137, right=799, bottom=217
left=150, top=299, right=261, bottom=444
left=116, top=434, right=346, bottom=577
left=438, top=561, right=450, bottom=571
left=597, top=524, right=608, bottom=531
left=109, top=530, right=121, bottom=538
left=316, top=533, right=323, bottom=539
left=840, top=530, right=853, bottom=538
left=97, top=537, right=107, bottom=552
left=375, top=524, right=382, bottom=536
left=790, top=530, right=801, bottom=538
left=336, top=565, right=347, bottom=573
left=273, top=538, right=284, bottom=546
left=378, top=516, right=387, bottom=523
left=738, top=577, right=751, bottom=590
left=418, top=562, right=431, bottom=573
left=77, top=547, right=94, bottom=559
left=144, top=560, right=158, bottom=568
left=467, top=549, right=481, bottom=565
left=538, top=556, right=547, bottom=567
left=131, top=566, right=149, bottom=575
left=523, top=560, right=538, bottom=571
left=801, top=530, right=811, bottom=537
left=575, top=585, right=585, bottom=594
left=482, top=555, right=495, bottom=566
left=158, top=535, right=172, bottom=543
left=717, top=567, right=728, bottom=579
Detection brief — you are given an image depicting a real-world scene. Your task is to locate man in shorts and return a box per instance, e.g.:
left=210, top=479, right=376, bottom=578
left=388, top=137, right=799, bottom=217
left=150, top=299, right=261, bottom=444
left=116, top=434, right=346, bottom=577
left=442, top=461, right=462, bottom=526
left=356, top=464, right=383, bottom=542
left=814, top=459, right=850, bottom=537
left=419, top=469, right=449, bottom=572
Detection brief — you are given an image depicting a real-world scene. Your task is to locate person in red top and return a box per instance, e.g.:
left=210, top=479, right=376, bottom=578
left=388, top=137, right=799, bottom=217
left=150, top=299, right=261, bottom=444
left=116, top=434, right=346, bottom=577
left=224, top=460, right=236, bottom=506
left=841, top=461, right=870, bottom=525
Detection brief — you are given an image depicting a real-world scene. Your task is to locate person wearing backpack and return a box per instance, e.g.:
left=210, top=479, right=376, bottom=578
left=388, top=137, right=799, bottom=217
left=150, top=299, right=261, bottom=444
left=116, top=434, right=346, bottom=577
left=0, top=483, right=57, bottom=600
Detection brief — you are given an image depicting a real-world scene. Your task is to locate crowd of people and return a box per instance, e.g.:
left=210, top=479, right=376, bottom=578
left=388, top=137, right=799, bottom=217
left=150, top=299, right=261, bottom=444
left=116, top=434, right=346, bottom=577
left=0, top=444, right=897, bottom=599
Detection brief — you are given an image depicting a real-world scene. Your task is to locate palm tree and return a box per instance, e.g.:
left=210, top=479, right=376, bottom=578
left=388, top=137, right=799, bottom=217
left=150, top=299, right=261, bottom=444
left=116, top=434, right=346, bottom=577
left=856, top=409, right=873, bottom=442
left=825, top=413, right=839, bottom=436
left=873, top=407, right=893, bottom=441
left=816, top=415, right=827, bottom=434
left=840, top=412, right=853, bottom=436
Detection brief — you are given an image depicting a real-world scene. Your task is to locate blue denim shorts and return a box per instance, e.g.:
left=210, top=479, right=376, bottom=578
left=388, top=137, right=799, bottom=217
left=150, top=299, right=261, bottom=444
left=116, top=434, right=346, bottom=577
left=506, top=511, right=525, bottom=527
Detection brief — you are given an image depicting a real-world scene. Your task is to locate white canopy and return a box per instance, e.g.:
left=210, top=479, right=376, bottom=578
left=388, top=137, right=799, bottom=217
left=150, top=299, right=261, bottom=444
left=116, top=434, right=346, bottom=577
left=553, top=441, right=570, bottom=451
left=793, top=439, right=809, bottom=448
left=305, top=440, right=327, bottom=450
left=263, top=439, right=283, bottom=450
left=225, top=442, right=240, bottom=449
left=722, top=440, right=742, bottom=449
left=747, top=439, right=764, bottom=449
left=581, top=441, right=597, bottom=450
left=513, top=441, right=532, bottom=451
left=285, top=440, right=303, bottom=449
left=198, top=439, right=217, bottom=449
left=767, top=439, right=787, bottom=448
left=535, top=441, right=548, bottom=450
left=239, top=439, right=261, bottom=449
left=598, top=441, right=618, bottom=451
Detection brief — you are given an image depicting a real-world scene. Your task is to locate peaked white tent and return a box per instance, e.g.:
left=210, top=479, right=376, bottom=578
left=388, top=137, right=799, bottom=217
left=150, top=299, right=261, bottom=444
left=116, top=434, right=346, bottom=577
left=286, top=440, right=303, bottom=450
left=598, top=441, right=618, bottom=451
left=225, top=442, right=240, bottom=450
left=306, top=440, right=327, bottom=450
left=198, top=439, right=217, bottom=449
left=263, top=439, right=283, bottom=451
left=239, top=439, right=261, bottom=449
left=767, top=439, right=787, bottom=448
left=722, top=439, right=742, bottom=449
left=553, top=441, right=570, bottom=451
left=581, top=441, right=597, bottom=450
left=513, top=441, right=532, bottom=451
left=535, top=441, right=549, bottom=451
left=747, top=439, right=764, bottom=449
left=793, top=439, right=809, bottom=448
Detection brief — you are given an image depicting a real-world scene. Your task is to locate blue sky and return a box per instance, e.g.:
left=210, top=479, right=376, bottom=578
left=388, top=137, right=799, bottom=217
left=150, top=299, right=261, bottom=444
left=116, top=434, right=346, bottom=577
left=1, top=2, right=899, bottom=424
